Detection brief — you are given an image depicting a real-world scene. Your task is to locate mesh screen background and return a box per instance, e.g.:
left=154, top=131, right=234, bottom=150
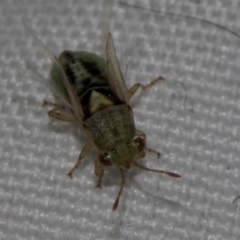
left=1, top=0, right=240, bottom=239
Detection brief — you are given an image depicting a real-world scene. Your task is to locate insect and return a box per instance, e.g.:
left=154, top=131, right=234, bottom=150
left=25, top=0, right=180, bottom=211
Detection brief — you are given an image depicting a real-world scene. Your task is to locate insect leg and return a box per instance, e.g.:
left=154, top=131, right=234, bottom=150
left=112, top=168, right=125, bottom=211
left=135, top=129, right=160, bottom=158
left=128, top=76, right=164, bottom=100
left=145, top=148, right=161, bottom=159
left=67, top=140, right=94, bottom=178
left=42, top=101, right=76, bottom=122
left=132, top=161, right=181, bottom=178
left=94, top=156, right=104, bottom=189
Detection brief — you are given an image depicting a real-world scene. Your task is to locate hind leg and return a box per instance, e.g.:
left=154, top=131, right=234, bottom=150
left=42, top=101, right=76, bottom=122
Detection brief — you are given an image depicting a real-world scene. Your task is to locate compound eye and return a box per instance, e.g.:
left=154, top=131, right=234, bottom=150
left=99, top=153, right=112, bottom=166
left=134, top=137, right=145, bottom=152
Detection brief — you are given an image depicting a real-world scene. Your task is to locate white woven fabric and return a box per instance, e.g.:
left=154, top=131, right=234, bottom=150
left=1, top=0, right=240, bottom=239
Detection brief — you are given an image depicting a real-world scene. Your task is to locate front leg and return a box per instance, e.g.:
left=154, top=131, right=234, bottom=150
left=135, top=129, right=160, bottom=158
left=94, top=156, right=104, bottom=189
left=67, top=140, right=94, bottom=178
left=133, top=133, right=180, bottom=178
left=94, top=151, right=114, bottom=188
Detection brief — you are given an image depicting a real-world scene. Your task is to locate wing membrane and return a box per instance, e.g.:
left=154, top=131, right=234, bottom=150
left=105, top=33, right=129, bottom=103
left=102, top=0, right=111, bottom=58
left=101, top=0, right=129, bottom=103
left=23, top=66, right=72, bottom=109
left=24, top=24, right=83, bottom=122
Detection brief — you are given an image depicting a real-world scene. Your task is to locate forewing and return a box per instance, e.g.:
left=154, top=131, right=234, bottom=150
left=105, top=33, right=129, bottom=103
left=101, top=0, right=111, bottom=59
left=23, top=66, right=72, bottom=109
left=24, top=24, right=84, bottom=122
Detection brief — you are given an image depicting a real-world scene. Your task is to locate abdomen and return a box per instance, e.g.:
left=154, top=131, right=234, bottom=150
left=50, top=50, right=121, bottom=118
